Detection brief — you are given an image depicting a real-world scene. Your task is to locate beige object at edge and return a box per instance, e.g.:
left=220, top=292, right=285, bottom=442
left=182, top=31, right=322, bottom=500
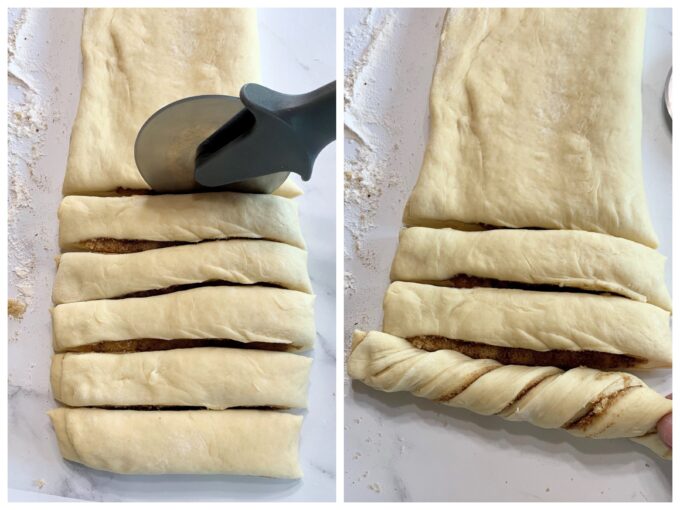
left=48, top=408, right=303, bottom=477
left=52, top=286, right=316, bottom=352
left=383, top=282, right=671, bottom=368
left=348, top=330, right=672, bottom=459
left=404, top=8, right=657, bottom=247
left=51, top=347, right=311, bottom=409
left=391, top=227, right=671, bottom=311
left=53, top=239, right=312, bottom=304
left=58, top=192, right=306, bottom=251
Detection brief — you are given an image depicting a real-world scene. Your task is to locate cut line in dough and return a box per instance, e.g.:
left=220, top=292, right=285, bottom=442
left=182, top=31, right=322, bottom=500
left=409, top=335, right=640, bottom=371
left=48, top=407, right=304, bottom=477
left=65, top=338, right=290, bottom=354
left=53, top=239, right=312, bottom=304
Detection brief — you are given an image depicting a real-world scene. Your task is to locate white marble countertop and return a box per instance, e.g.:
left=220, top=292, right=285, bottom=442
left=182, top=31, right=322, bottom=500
left=344, top=8, right=672, bottom=502
left=7, top=8, right=336, bottom=502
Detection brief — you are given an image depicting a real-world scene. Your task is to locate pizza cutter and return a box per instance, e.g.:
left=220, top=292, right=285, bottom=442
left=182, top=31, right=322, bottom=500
left=134, top=81, right=336, bottom=193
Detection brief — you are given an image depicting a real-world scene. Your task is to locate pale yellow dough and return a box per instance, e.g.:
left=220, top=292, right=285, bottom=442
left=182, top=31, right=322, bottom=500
left=404, top=8, right=657, bottom=247
left=49, top=408, right=303, bottom=477
left=64, top=8, right=259, bottom=195
left=52, top=286, right=316, bottom=352
left=51, top=347, right=311, bottom=409
left=383, top=282, right=671, bottom=368
left=53, top=239, right=312, bottom=304
left=391, top=227, right=671, bottom=311
left=348, top=330, right=672, bottom=459
left=274, top=179, right=304, bottom=199
left=58, top=192, right=306, bottom=251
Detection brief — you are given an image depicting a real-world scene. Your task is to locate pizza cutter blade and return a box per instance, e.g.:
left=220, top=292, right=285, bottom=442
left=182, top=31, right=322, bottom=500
left=134, top=81, right=336, bottom=194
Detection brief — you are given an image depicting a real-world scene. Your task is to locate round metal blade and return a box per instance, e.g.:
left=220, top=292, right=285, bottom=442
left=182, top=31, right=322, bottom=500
left=134, top=95, right=244, bottom=193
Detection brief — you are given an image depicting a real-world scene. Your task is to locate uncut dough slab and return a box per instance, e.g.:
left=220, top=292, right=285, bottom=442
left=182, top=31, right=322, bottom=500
left=51, top=347, right=311, bottom=409
left=58, top=192, right=306, bottom=251
left=49, top=408, right=303, bottom=477
left=404, top=8, right=657, bottom=247
left=348, top=330, right=671, bottom=459
left=383, top=282, right=671, bottom=368
left=64, top=8, right=260, bottom=195
left=52, top=286, right=316, bottom=352
left=53, top=239, right=312, bottom=304
left=391, top=227, right=671, bottom=310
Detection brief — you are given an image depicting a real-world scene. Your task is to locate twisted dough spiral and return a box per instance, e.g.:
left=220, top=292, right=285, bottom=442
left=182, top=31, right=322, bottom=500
left=348, top=330, right=671, bottom=459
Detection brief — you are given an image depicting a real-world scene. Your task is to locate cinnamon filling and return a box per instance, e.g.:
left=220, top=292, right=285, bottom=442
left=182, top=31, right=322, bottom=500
left=75, top=238, right=184, bottom=254
left=116, top=280, right=282, bottom=299
left=408, top=336, right=642, bottom=370
left=115, top=188, right=152, bottom=196
left=497, top=373, right=558, bottom=415
left=67, top=338, right=289, bottom=354
left=436, top=365, right=500, bottom=402
left=564, top=385, right=639, bottom=431
left=428, top=274, right=609, bottom=297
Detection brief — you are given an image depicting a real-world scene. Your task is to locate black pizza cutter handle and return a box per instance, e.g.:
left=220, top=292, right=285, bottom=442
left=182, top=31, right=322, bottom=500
left=195, top=80, right=336, bottom=188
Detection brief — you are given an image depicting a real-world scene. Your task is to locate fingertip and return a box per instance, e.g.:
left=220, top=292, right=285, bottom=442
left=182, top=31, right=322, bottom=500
left=657, top=413, right=672, bottom=448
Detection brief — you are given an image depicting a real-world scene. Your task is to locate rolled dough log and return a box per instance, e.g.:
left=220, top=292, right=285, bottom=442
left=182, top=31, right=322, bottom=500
left=53, top=239, right=312, bottom=304
left=48, top=407, right=304, bottom=477
left=391, top=227, right=671, bottom=311
left=403, top=8, right=657, bottom=247
left=51, top=347, right=311, bottom=409
left=52, top=286, right=316, bottom=352
left=58, top=192, right=306, bottom=251
left=383, top=282, right=671, bottom=368
left=64, top=8, right=260, bottom=195
left=348, top=330, right=671, bottom=459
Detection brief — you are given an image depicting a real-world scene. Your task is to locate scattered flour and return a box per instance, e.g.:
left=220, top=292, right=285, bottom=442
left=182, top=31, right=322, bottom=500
left=8, top=8, right=53, bottom=316
left=344, top=10, right=402, bottom=268
left=344, top=271, right=356, bottom=295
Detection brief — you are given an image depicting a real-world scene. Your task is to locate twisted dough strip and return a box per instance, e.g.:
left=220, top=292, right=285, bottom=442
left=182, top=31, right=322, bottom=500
left=348, top=330, right=671, bottom=459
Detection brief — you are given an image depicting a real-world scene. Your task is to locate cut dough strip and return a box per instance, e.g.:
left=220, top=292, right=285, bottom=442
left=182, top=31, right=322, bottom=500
left=53, top=239, right=312, bottom=304
left=51, top=347, right=311, bottom=409
left=48, top=408, right=303, bottom=477
left=403, top=8, right=657, bottom=247
left=347, top=330, right=672, bottom=459
left=391, top=227, right=671, bottom=311
left=52, top=286, right=316, bottom=352
left=58, top=192, right=306, bottom=251
left=383, top=282, right=671, bottom=369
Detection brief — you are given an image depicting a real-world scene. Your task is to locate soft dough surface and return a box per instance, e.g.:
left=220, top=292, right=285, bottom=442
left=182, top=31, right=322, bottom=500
left=403, top=8, right=657, bottom=247
left=383, top=282, right=671, bottom=368
left=64, top=8, right=260, bottom=195
left=348, top=330, right=672, bottom=459
left=52, top=286, right=316, bottom=352
left=49, top=408, right=304, bottom=477
left=51, top=347, right=312, bottom=409
left=390, top=227, right=671, bottom=310
left=53, top=239, right=312, bottom=303
left=58, top=192, right=306, bottom=250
